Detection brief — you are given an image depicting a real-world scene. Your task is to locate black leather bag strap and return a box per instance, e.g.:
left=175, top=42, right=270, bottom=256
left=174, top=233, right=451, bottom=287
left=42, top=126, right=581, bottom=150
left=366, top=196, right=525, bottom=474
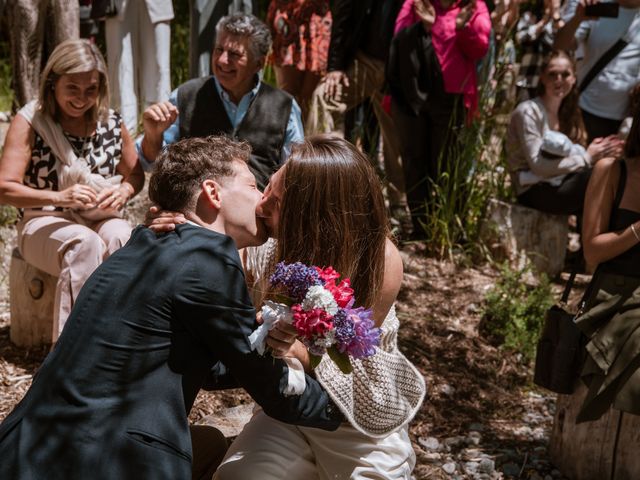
left=612, top=160, right=628, bottom=219
left=579, top=39, right=629, bottom=93
left=561, top=268, right=578, bottom=304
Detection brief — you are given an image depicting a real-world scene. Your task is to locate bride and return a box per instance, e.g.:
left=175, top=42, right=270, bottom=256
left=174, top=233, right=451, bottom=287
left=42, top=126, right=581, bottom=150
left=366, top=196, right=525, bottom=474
left=149, top=135, right=425, bottom=478
left=215, top=135, right=426, bottom=479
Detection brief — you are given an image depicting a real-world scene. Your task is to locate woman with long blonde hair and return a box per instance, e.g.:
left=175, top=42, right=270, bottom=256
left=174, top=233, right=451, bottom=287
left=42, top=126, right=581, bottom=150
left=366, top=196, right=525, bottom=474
left=0, top=39, right=144, bottom=339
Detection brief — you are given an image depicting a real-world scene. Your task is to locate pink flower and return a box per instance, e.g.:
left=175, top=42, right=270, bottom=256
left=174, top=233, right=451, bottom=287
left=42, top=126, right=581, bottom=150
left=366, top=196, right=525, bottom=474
left=291, top=304, right=334, bottom=339
left=315, top=266, right=340, bottom=283
left=324, top=278, right=354, bottom=308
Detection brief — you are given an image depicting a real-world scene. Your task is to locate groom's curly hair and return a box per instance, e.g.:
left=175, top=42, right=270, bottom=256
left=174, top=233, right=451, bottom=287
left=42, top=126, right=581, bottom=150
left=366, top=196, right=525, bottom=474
left=149, top=136, right=251, bottom=212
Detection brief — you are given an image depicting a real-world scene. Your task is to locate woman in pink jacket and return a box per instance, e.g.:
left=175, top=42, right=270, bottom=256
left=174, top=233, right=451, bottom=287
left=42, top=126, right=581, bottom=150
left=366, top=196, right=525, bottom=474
left=388, top=0, right=490, bottom=237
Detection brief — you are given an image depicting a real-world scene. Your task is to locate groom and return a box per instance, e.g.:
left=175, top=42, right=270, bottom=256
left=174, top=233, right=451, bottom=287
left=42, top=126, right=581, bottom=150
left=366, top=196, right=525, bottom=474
left=0, top=136, right=342, bottom=479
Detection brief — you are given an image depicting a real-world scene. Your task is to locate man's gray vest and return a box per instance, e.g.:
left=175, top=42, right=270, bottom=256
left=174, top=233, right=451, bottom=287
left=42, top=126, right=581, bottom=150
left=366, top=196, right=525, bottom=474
left=177, top=76, right=293, bottom=189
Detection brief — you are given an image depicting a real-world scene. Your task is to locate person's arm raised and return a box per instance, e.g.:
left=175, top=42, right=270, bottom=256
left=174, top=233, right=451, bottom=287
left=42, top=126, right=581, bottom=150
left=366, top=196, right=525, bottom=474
left=145, top=205, right=187, bottom=232
left=553, top=0, right=594, bottom=50
left=174, top=252, right=341, bottom=430
left=140, top=101, right=179, bottom=163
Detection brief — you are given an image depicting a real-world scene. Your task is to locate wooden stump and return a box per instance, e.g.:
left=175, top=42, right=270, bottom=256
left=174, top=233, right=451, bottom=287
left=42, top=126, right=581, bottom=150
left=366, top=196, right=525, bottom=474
left=9, top=248, right=57, bottom=346
left=550, top=383, right=640, bottom=479
left=480, top=199, right=568, bottom=277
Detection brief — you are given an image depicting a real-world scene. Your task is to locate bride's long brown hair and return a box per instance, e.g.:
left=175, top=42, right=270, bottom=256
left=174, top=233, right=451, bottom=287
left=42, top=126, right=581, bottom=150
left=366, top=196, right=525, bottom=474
left=537, top=50, right=588, bottom=146
left=274, top=135, right=390, bottom=309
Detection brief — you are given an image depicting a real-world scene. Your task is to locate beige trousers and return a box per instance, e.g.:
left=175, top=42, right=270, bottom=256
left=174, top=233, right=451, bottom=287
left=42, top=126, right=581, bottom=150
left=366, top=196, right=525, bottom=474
left=214, top=409, right=416, bottom=480
left=16, top=212, right=132, bottom=338
left=274, top=65, right=322, bottom=122
left=307, top=51, right=407, bottom=210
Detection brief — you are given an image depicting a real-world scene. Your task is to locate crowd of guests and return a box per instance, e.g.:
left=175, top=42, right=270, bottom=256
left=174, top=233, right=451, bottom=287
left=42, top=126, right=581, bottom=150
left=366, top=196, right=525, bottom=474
left=0, top=0, right=640, bottom=478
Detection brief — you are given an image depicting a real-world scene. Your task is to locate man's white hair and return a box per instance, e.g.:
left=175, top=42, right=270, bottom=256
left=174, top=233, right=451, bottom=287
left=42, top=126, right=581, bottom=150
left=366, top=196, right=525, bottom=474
left=215, top=14, right=272, bottom=63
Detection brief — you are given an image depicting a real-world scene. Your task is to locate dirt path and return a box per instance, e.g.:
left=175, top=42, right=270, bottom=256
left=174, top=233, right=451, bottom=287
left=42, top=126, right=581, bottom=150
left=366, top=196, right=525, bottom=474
left=0, top=231, right=574, bottom=479
left=0, top=111, right=572, bottom=478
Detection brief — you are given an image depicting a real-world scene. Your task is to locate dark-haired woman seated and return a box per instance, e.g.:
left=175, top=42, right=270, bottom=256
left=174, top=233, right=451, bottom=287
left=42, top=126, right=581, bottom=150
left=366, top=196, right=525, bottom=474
left=506, top=50, right=623, bottom=215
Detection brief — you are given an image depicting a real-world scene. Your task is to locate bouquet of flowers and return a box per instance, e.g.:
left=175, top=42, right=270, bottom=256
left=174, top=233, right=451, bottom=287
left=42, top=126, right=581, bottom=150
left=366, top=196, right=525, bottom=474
left=248, top=262, right=381, bottom=374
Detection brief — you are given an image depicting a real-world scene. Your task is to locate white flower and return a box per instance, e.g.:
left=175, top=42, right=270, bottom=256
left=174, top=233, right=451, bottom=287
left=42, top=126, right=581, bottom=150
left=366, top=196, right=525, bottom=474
left=301, top=285, right=339, bottom=315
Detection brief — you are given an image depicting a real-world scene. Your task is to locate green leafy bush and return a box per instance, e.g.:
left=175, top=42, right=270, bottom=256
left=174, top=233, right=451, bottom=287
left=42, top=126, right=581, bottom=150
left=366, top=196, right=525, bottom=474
left=0, top=204, right=18, bottom=229
left=0, top=39, right=13, bottom=112
left=415, top=40, right=516, bottom=260
left=481, top=262, right=554, bottom=362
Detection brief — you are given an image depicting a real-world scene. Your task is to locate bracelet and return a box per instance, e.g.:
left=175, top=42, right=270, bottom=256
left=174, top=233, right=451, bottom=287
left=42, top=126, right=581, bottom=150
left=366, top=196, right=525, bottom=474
left=631, top=223, right=640, bottom=242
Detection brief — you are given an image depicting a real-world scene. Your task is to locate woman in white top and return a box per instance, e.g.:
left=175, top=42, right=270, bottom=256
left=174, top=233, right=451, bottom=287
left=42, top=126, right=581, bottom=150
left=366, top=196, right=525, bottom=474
left=506, top=49, right=623, bottom=215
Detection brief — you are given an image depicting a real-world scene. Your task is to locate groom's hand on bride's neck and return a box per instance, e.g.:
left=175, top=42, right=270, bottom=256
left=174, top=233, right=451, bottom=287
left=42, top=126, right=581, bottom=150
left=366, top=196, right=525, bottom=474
left=145, top=205, right=187, bottom=233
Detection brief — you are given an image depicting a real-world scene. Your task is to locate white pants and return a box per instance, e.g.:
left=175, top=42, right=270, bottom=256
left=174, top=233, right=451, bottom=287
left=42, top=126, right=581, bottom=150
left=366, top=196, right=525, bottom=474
left=105, top=1, right=171, bottom=133
left=16, top=212, right=132, bottom=338
left=214, top=409, right=416, bottom=480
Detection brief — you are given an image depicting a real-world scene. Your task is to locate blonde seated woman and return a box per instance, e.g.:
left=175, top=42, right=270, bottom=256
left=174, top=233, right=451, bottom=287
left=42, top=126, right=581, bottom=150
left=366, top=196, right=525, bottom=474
left=216, top=136, right=426, bottom=480
left=0, top=39, right=144, bottom=337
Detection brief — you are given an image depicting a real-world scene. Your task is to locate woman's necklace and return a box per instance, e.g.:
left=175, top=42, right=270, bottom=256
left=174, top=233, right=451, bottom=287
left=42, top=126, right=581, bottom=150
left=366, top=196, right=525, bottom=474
left=64, top=120, right=91, bottom=162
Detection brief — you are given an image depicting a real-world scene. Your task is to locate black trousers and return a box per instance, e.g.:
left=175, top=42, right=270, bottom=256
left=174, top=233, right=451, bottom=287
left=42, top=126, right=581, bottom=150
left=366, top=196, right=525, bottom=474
left=191, top=424, right=228, bottom=480
left=517, top=168, right=592, bottom=215
left=392, top=95, right=464, bottom=234
left=582, top=109, right=623, bottom=143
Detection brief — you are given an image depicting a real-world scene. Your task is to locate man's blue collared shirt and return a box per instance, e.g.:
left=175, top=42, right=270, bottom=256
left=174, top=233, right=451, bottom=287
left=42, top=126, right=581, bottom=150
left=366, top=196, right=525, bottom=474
left=136, top=76, right=304, bottom=171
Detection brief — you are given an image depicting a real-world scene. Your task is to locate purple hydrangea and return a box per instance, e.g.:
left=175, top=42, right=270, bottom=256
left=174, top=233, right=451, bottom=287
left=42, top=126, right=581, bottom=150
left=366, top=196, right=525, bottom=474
left=269, top=262, right=322, bottom=302
left=333, top=309, right=356, bottom=347
left=335, top=307, right=380, bottom=359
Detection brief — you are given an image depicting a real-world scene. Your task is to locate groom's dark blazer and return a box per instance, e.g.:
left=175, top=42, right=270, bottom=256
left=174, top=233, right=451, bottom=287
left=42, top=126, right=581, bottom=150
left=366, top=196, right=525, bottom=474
left=0, top=224, right=340, bottom=479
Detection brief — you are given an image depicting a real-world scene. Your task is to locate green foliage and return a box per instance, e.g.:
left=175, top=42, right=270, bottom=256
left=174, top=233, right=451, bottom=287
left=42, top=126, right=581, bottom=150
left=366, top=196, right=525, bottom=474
left=418, top=115, right=500, bottom=259
left=481, top=262, right=554, bottom=362
left=416, top=40, right=516, bottom=260
left=171, top=1, right=191, bottom=89
left=262, top=63, right=277, bottom=88
left=0, top=39, right=14, bottom=112
left=0, top=204, right=18, bottom=229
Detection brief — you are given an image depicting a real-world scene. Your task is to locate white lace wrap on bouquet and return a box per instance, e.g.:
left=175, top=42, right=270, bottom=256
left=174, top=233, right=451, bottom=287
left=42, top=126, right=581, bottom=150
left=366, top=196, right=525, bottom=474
left=248, top=301, right=306, bottom=396
left=18, top=101, right=123, bottom=221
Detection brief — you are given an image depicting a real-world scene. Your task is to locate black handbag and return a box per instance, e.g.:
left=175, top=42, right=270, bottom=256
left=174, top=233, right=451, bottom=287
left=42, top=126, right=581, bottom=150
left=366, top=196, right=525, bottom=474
left=534, top=269, right=586, bottom=394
